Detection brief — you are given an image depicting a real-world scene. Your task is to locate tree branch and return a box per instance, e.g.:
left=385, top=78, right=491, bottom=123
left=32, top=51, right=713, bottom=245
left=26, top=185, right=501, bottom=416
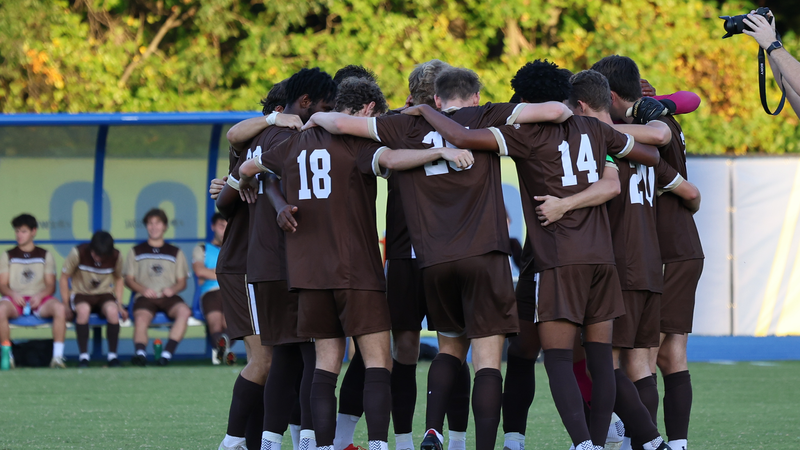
left=118, top=6, right=183, bottom=87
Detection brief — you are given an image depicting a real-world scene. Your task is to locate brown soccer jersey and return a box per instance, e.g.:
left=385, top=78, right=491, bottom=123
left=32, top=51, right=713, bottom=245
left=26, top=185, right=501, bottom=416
left=234, top=127, right=296, bottom=283
left=494, top=115, right=632, bottom=272
left=606, top=157, right=663, bottom=293
left=384, top=176, right=415, bottom=260
left=217, top=142, right=253, bottom=275
left=369, top=103, right=527, bottom=268
left=654, top=116, right=704, bottom=263
left=0, top=247, right=56, bottom=296
left=123, top=243, right=189, bottom=299
left=258, top=127, right=389, bottom=291
left=62, top=244, right=123, bottom=296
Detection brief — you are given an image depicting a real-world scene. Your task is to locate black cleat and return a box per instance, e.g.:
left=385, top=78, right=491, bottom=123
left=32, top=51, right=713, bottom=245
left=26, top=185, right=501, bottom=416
left=78, top=358, right=89, bottom=368
left=420, top=429, right=443, bottom=450
left=108, top=358, right=121, bottom=368
left=131, top=354, right=147, bottom=367
left=157, top=357, right=170, bottom=366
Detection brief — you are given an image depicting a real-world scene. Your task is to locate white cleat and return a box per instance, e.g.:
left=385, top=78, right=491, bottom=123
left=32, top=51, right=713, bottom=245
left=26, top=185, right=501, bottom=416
left=50, top=356, right=66, bottom=368
left=219, top=441, right=248, bottom=450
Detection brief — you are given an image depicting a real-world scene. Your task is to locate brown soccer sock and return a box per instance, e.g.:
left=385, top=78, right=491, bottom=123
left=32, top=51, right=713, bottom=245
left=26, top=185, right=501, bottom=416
left=364, top=367, right=392, bottom=442
left=502, top=354, right=536, bottom=435
left=663, top=370, right=692, bottom=442
left=76, top=323, right=90, bottom=354
left=391, top=360, right=417, bottom=435
left=447, top=361, right=471, bottom=432
left=263, top=345, right=304, bottom=434
left=338, top=344, right=365, bottom=417
left=106, top=323, right=120, bottom=354
left=635, top=374, right=660, bottom=425
left=472, top=368, right=503, bottom=450
left=584, top=342, right=615, bottom=447
left=299, top=342, right=316, bottom=430
left=614, top=369, right=661, bottom=447
left=311, top=369, right=339, bottom=447
left=227, top=374, right=265, bottom=438
left=425, top=353, right=463, bottom=433
left=543, top=348, right=592, bottom=446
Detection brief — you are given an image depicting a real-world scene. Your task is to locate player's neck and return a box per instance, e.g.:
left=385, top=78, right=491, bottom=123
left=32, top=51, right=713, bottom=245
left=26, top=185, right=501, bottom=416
left=17, top=241, right=35, bottom=252
left=147, top=238, right=165, bottom=248
left=211, top=237, right=222, bottom=247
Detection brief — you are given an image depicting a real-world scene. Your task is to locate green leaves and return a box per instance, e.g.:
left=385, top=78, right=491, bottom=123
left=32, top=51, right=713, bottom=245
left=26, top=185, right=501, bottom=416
left=0, top=0, right=797, bottom=153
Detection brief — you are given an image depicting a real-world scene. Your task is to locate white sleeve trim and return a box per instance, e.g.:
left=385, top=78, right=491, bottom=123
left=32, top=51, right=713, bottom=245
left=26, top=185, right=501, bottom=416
left=367, top=117, right=381, bottom=142
left=488, top=127, right=509, bottom=156
left=661, top=173, right=685, bottom=193
left=613, top=133, right=635, bottom=158
left=506, top=103, right=528, bottom=125
left=372, top=146, right=392, bottom=178
left=226, top=175, right=240, bottom=191
left=254, top=157, right=269, bottom=174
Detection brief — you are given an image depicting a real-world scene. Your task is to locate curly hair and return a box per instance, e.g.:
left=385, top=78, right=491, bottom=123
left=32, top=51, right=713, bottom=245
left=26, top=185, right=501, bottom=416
left=334, top=65, right=377, bottom=85
left=260, top=79, right=288, bottom=115
left=408, top=59, right=451, bottom=107
left=334, top=77, right=388, bottom=115
left=590, top=55, right=642, bottom=102
left=434, top=67, right=482, bottom=102
left=569, top=70, right=612, bottom=112
left=284, top=67, right=337, bottom=107
left=511, top=60, right=573, bottom=103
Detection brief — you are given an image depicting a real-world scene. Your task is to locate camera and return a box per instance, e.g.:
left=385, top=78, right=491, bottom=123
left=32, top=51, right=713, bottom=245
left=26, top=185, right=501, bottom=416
left=719, top=7, right=772, bottom=39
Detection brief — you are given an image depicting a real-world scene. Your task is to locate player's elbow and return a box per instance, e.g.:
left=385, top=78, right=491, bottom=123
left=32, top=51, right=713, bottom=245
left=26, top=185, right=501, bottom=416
left=655, top=129, right=672, bottom=147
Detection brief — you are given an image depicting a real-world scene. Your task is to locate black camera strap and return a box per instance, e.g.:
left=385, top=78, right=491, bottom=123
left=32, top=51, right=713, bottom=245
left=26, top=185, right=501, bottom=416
left=758, top=46, right=786, bottom=115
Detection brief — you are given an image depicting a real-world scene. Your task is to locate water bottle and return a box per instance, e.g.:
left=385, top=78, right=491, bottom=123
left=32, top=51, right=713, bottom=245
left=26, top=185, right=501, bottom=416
left=153, top=339, right=163, bottom=360
left=1, top=340, right=11, bottom=371
left=23, top=302, right=31, bottom=316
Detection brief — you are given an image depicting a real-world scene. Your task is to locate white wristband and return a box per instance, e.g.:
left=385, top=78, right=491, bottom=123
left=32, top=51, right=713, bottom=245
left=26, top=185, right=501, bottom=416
left=226, top=176, right=240, bottom=191
left=266, top=111, right=279, bottom=126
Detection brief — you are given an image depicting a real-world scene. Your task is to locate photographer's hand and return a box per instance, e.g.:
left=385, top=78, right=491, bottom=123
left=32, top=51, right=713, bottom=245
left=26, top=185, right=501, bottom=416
left=743, top=13, right=778, bottom=49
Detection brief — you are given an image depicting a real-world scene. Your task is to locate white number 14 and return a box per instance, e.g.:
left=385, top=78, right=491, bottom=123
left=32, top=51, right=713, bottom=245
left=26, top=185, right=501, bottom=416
left=558, top=134, right=598, bottom=187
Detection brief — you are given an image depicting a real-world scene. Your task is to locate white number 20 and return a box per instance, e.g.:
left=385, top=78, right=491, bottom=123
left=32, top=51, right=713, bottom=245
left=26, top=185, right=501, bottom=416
left=297, top=149, right=332, bottom=199
left=558, top=134, right=598, bottom=187
left=422, top=131, right=472, bottom=176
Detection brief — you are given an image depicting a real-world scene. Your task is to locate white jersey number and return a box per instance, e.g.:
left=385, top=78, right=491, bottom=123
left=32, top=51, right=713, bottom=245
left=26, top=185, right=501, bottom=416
left=558, top=134, right=598, bottom=187
left=248, top=145, right=264, bottom=194
left=421, top=131, right=473, bottom=176
left=628, top=162, right=655, bottom=206
left=297, top=149, right=332, bottom=199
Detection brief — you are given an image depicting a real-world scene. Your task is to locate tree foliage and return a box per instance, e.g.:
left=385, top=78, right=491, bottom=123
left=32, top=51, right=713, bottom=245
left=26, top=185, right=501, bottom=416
left=0, top=0, right=798, bottom=154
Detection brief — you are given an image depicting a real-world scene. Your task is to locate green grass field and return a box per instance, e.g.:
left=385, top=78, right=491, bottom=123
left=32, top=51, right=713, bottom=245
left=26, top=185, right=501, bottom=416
left=1, top=361, right=798, bottom=449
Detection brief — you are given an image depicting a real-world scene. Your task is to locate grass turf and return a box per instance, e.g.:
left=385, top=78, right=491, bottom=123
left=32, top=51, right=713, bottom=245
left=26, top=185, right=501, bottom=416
left=0, top=360, right=798, bottom=449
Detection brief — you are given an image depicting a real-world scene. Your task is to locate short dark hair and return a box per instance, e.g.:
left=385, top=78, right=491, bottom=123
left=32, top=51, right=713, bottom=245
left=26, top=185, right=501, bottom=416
left=11, top=214, right=37, bottom=230
left=511, top=60, right=573, bottom=103
left=210, top=213, right=225, bottom=225
left=434, top=67, right=482, bottom=102
left=284, top=68, right=337, bottom=108
left=260, top=80, right=288, bottom=115
left=89, top=231, right=115, bottom=258
left=333, top=65, right=377, bottom=85
left=333, top=77, right=388, bottom=115
left=143, top=208, right=168, bottom=226
left=569, top=70, right=612, bottom=112
left=408, top=59, right=451, bottom=107
left=590, top=55, right=642, bottom=102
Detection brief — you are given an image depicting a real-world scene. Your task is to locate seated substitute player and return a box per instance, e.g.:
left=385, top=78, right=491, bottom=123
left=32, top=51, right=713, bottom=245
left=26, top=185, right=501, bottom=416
left=192, top=212, right=230, bottom=365
left=0, top=214, right=66, bottom=368
left=592, top=56, right=703, bottom=450
left=303, top=68, right=572, bottom=450
left=240, top=76, right=474, bottom=450
left=124, top=209, right=191, bottom=367
left=60, top=231, right=127, bottom=367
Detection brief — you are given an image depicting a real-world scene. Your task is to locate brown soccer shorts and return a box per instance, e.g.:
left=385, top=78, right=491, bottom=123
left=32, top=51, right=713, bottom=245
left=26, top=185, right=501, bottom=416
left=132, top=295, right=185, bottom=315
left=661, top=259, right=704, bottom=334
left=218, top=273, right=259, bottom=340
left=534, top=264, right=625, bottom=326
left=297, top=289, right=391, bottom=339
left=386, top=258, right=431, bottom=331
left=71, top=293, right=117, bottom=314
left=255, top=280, right=307, bottom=346
left=612, top=290, right=661, bottom=349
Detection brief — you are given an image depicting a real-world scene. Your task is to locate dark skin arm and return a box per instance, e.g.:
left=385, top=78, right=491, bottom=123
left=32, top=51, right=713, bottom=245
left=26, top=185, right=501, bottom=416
left=215, top=184, right=242, bottom=219
left=263, top=174, right=298, bottom=233
left=404, top=104, right=500, bottom=151
left=621, top=142, right=660, bottom=167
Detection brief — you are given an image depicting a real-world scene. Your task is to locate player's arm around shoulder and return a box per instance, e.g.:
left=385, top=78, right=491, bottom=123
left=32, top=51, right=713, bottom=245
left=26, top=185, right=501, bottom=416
left=402, top=104, right=499, bottom=151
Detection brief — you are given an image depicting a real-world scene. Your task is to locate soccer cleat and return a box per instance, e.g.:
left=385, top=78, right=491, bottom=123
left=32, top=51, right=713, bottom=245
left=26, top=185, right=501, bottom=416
left=78, top=357, right=89, bottom=368
left=666, top=440, right=685, bottom=450
left=605, top=418, right=625, bottom=450
left=218, top=442, right=248, bottom=450
left=211, top=348, right=221, bottom=365
left=131, top=354, right=147, bottom=367
left=343, top=445, right=366, bottom=450
left=50, top=356, right=67, bottom=368
left=420, top=430, right=443, bottom=450
left=218, top=334, right=236, bottom=366
left=157, top=356, right=170, bottom=366
left=655, top=443, right=673, bottom=450
left=108, top=357, right=121, bottom=368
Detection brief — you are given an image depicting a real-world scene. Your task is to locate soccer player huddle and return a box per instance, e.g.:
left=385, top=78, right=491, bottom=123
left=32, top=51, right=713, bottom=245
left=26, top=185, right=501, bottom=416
left=212, top=53, right=703, bottom=450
